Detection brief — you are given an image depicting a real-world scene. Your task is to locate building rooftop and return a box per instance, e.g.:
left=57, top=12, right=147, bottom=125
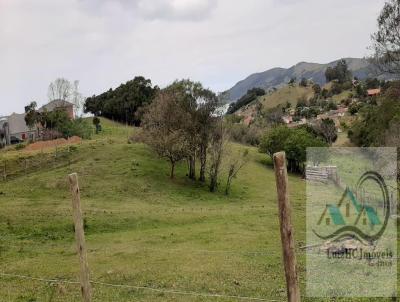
left=39, top=99, right=74, bottom=112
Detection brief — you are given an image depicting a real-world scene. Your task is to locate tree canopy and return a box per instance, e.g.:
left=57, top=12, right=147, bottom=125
left=371, top=0, right=400, bottom=75
left=325, top=60, right=352, bottom=83
left=259, top=125, right=327, bottom=173
left=84, top=76, right=159, bottom=126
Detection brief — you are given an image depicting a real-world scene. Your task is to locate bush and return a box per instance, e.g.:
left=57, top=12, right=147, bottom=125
left=227, top=123, right=262, bottom=146
left=60, top=118, right=92, bottom=139
left=15, top=143, right=26, bottom=150
left=259, top=126, right=327, bottom=173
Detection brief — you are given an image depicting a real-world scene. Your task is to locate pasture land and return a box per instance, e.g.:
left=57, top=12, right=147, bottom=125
left=0, top=119, right=394, bottom=301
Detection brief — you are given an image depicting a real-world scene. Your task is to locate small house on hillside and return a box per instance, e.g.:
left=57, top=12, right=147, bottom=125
left=243, top=116, right=253, bottom=126
left=282, top=115, right=293, bottom=124
left=39, top=99, right=75, bottom=119
left=367, top=88, right=381, bottom=97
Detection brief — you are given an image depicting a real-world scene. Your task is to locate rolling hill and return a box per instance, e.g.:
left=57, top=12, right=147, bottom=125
left=225, top=58, right=387, bottom=102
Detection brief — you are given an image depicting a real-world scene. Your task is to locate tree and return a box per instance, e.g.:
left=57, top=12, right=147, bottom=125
left=93, top=117, right=101, bottom=134
left=265, top=107, right=284, bottom=126
left=225, top=149, right=249, bottom=195
left=349, top=87, right=400, bottom=146
left=300, top=78, right=308, bottom=87
left=24, top=101, right=40, bottom=129
left=71, top=80, right=84, bottom=117
left=325, top=60, right=352, bottom=83
left=208, top=120, right=225, bottom=192
left=165, top=80, right=219, bottom=181
left=141, top=89, right=190, bottom=179
left=260, top=126, right=327, bottom=173
left=314, top=118, right=338, bottom=144
left=259, top=126, right=291, bottom=158
left=48, top=78, right=73, bottom=101
left=312, top=83, right=322, bottom=94
left=371, top=0, right=400, bottom=75
left=84, top=76, right=158, bottom=126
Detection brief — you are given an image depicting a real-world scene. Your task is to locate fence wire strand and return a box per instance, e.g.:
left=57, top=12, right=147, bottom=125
left=0, top=272, right=280, bottom=302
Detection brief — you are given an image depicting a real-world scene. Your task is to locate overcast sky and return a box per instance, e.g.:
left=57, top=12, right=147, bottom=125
left=0, top=0, right=385, bottom=115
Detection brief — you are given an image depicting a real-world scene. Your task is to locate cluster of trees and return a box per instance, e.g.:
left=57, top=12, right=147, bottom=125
left=24, top=102, right=92, bottom=139
left=225, top=117, right=263, bottom=146
left=325, top=60, right=352, bottom=84
left=349, top=82, right=400, bottom=146
left=348, top=0, right=400, bottom=148
left=141, top=80, right=247, bottom=194
left=84, top=76, right=159, bottom=126
left=227, top=88, right=265, bottom=114
left=259, top=125, right=327, bottom=173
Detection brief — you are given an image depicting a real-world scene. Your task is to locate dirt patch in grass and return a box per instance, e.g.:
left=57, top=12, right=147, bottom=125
left=24, top=136, right=81, bottom=151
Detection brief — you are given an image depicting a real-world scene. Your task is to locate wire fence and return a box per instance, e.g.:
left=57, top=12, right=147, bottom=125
left=0, top=146, right=79, bottom=181
left=0, top=272, right=281, bottom=302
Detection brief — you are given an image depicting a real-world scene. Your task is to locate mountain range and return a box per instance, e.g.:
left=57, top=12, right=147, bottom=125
left=224, top=58, right=387, bottom=102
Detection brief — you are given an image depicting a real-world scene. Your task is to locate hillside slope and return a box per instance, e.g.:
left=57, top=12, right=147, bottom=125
left=237, top=85, right=314, bottom=118
left=0, top=118, right=307, bottom=301
left=225, top=58, right=386, bottom=102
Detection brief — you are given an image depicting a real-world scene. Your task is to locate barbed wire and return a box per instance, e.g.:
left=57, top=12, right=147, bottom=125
left=0, top=272, right=281, bottom=302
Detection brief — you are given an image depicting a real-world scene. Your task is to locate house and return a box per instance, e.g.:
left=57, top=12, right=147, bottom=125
left=243, top=116, right=253, bottom=126
left=367, top=88, right=381, bottom=97
left=282, top=115, right=293, bottom=124
left=39, top=99, right=75, bottom=119
left=1, top=99, right=74, bottom=146
left=2, top=113, right=38, bottom=144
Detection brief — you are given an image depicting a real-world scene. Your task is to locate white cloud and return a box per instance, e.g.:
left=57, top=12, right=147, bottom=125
left=0, top=0, right=386, bottom=115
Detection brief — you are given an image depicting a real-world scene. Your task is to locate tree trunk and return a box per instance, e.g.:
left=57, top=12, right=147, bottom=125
left=189, top=152, right=196, bottom=180
left=209, top=174, right=217, bottom=192
left=225, top=178, right=232, bottom=195
left=170, top=161, right=175, bottom=179
left=199, top=145, right=207, bottom=182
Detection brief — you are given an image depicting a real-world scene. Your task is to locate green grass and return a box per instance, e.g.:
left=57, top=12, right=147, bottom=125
left=0, top=118, right=395, bottom=301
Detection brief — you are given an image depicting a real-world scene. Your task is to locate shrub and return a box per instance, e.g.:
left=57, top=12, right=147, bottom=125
left=15, top=143, right=26, bottom=150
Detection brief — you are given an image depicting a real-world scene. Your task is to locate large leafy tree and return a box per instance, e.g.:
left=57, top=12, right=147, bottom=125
left=371, top=0, right=400, bottom=75
left=165, top=80, right=220, bottom=181
left=259, top=126, right=327, bottom=173
left=84, top=76, right=159, bottom=126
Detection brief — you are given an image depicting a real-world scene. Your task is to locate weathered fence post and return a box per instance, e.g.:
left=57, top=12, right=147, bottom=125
left=2, top=161, right=6, bottom=181
left=273, top=152, right=301, bottom=302
left=68, top=173, right=92, bottom=302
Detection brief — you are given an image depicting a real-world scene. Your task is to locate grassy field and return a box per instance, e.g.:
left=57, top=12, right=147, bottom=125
left=0, top=119, right=395, bottom=301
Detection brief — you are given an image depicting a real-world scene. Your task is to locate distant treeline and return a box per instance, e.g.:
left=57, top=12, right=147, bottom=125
left=84, top=76, right=159, bottom=126
left=227, top=88, right=265, bottom=114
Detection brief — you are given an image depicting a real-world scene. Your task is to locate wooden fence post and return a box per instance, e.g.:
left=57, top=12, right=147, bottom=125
left=2, top=161, right=6, bottom=181
left=273, top=152, right=301, bottom=302
left=68, top=173, right=92, bottom=302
